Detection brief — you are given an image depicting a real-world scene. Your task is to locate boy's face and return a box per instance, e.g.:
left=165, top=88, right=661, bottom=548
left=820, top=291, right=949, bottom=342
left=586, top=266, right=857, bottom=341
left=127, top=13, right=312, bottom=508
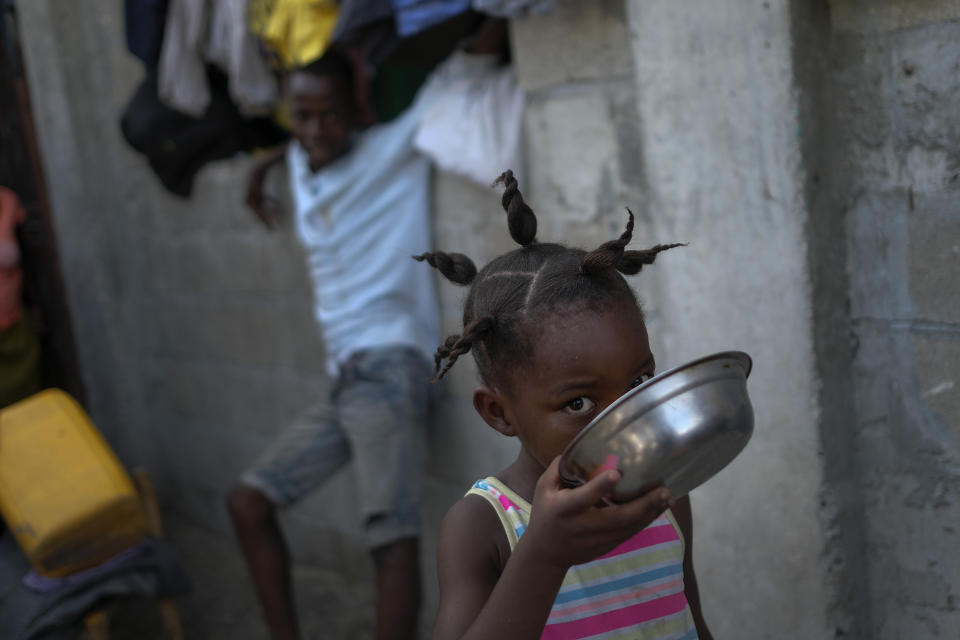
left=288, top=72, right=355, bottom=172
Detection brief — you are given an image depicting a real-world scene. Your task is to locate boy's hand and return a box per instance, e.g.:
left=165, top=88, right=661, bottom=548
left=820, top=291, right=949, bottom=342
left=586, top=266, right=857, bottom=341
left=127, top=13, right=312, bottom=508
left=246, top=167, right=278, bottom=229
left=522, top=457, right=673, bottom=570
left=245, top=147, right=287, bottom=229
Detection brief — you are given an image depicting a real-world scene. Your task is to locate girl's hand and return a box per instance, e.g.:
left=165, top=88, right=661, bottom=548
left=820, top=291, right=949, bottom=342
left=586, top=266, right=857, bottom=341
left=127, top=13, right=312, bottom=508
left=522, top=457, right=674, bottom=570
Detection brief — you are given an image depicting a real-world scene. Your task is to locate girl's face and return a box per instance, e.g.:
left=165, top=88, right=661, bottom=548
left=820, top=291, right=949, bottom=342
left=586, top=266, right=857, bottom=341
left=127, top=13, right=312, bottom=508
left=500, top=304, right=655, bottom=471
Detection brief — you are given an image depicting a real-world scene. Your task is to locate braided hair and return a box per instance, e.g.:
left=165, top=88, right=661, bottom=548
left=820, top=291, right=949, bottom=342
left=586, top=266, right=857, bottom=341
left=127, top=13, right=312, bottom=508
left=414, top=169, right=684, bottom=386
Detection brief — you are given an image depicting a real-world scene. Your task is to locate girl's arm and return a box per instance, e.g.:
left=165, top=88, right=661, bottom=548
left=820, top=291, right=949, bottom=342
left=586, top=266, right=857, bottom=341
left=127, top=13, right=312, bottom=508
left=672, top=495, right=714, bottom=640
left=432, top=494, right=567, bottom=640
left=432, top=458, right=674, bottom=640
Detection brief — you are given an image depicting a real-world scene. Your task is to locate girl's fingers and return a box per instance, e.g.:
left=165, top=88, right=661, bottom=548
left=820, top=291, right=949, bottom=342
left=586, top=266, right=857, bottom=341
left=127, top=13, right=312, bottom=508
left=538, top=456, right=563, bottom=488
left=613, top=487, right=674, bottom=526
left=559, top=467, right=622, bottom=513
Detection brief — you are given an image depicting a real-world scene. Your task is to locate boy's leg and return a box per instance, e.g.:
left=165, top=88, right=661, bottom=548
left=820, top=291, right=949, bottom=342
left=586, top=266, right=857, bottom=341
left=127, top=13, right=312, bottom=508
left=337, top=347, right=434, bottom=640
left=372, top=537, right=421, bottom=640
left=228, top=398, right=350, bottom=640
left=227, top=487, right=298, bottom=640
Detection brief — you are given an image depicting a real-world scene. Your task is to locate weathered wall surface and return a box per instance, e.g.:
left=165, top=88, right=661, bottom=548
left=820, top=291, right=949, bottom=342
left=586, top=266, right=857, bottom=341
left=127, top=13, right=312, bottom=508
left=14, top=0, right=960, bottom=638
left=824, top=2, right=960, bottom=637
left=624, top=2, right=830, bottom=637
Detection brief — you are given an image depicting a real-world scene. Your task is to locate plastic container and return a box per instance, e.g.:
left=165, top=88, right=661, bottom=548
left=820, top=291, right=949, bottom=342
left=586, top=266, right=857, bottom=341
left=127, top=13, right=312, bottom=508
left=0, top=389, right=147, bottom=576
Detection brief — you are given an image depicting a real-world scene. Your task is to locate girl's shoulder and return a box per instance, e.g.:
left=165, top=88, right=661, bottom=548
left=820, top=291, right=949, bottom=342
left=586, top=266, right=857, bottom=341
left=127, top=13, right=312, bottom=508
left=431, top=487, right=519, bottom=637
left=437, top=485, right=513, bottom=582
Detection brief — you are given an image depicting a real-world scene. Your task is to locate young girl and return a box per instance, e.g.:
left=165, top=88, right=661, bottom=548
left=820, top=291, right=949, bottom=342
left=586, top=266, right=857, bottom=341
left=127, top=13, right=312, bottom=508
left=415, top=172, right=713, bottom=640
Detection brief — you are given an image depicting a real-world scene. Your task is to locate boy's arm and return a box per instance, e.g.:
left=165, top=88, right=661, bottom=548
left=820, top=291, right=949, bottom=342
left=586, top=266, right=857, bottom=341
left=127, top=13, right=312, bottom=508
left=246, top=144, right=289, bottom=229
left=673, top=495, right=714, bottom=640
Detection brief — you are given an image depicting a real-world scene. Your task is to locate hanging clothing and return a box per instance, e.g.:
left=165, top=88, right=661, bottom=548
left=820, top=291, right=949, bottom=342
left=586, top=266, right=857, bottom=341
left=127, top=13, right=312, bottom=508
left=331, top=0, right=395, bottom=47
left=413, top=51, right=524, bottom=186
left=120, top=69, right=288, bottom=197
left=467, top=477, right=699, bottom=640
left=330, top=0, right=399, bottom=76
left=391, top=0, right=472, bottom=37
left=471, top=0, right=556, bottom=18
left=253, top=0, right=339, bottom=69
left=123, top=0, right=170, bottom=67
left=158, top=0, right=278, bottom=117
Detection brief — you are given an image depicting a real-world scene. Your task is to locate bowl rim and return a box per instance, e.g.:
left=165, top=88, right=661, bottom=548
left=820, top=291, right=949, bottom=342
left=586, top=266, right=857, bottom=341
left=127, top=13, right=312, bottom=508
left=558, top=350, right=752, bottom=482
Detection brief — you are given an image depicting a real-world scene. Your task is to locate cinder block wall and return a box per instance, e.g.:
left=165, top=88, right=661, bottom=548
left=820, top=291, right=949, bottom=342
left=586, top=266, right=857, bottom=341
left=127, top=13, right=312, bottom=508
left=819, top=2, right=960, bottom=637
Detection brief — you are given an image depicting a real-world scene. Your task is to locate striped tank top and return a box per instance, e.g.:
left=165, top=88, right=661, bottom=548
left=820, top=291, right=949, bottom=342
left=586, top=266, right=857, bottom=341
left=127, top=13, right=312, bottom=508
left=468, top=477, right=698, bottom=640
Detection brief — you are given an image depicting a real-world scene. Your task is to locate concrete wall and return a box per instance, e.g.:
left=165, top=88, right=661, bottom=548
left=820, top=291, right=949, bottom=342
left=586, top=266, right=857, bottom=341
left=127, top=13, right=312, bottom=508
left=819, top=2, right=960, bottom=637
left=15, top=0, right=960, bottom=638
left=624, top=2, right=830, bottom=638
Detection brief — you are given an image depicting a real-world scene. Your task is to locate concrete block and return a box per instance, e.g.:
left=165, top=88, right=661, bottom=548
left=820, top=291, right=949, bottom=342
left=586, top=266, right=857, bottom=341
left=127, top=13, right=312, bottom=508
left=524, top=83, right=636, bottom=229
left=510, top=0, right=632, bottom=91
left=847, top=191, right=913, bottom=320
left=912, top=335, right=960, bottom=443
left=140, top=295, right=325, bottom=372
left=433, top=170, right=505, bottom=263
left=832, top=0, right=960, bottom=34
left=909, top=194, right=960, bottom=324
left=142, top=358, right=328, bottom=437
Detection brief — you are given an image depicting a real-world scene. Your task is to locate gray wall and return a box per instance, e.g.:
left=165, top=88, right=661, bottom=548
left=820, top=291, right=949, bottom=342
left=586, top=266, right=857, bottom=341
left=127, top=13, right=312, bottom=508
left=814, top=2, right=960, bottom=637
left=16, top=0, right=960, bottom=638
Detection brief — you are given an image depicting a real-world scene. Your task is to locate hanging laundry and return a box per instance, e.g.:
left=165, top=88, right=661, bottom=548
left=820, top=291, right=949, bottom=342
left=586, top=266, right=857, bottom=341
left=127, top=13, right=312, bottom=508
left=123, top=0, right=170, bottom=67
left=325, top=0, right=400, bottom=126
left=413, top=51, right=525, bottom=187
left=331, top=0, right=398, bottom=64
left=121, top=69, right=288, bottom=197
left=392, top=0, right=472, bottom=37
left=471, top=0, right=556, bottom=18
left=251, top=0, right=339, bottom=69
left=158, top=0, right=279, bottom=117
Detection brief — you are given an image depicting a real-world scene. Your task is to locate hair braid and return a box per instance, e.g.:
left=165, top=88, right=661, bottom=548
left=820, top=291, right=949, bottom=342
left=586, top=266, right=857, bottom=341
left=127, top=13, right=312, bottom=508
left=413, top=252, right=477, bottom=285
left=580, top=208, right=636, bottom=275
left=617, top=243, right=687, bottom=275
left=433, top=316, right=495, bottom=381
left=492, top=170, right=537, bottom=247
left=581, top=209, right=686, bottom=276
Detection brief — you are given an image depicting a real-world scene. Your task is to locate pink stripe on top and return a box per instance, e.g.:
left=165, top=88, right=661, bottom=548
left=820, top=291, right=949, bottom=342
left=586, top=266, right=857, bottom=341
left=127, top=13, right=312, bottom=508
left=597, top=522, right=679, bottom=559
left=549, top=577, right=686, bottom=620
left=541, top=592, right=690, bottom=640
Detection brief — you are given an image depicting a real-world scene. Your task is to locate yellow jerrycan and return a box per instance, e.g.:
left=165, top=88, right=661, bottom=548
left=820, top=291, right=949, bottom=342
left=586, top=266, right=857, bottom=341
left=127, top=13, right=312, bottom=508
left=0, top=389, right=147, bottom=577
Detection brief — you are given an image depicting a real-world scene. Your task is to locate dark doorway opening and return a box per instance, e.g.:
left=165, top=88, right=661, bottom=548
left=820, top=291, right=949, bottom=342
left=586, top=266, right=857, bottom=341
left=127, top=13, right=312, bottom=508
left=1, top=1, right=85, bottom=404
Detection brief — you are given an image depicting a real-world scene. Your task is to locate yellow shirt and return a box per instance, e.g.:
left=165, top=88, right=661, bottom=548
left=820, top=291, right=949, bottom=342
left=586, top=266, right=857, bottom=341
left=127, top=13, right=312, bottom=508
left=251, top=0, right=339, bottom=69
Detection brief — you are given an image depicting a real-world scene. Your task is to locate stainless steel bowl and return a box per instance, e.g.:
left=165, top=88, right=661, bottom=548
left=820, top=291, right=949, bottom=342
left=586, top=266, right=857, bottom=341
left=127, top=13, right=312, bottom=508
left=559, top=351, right=754, bottom=502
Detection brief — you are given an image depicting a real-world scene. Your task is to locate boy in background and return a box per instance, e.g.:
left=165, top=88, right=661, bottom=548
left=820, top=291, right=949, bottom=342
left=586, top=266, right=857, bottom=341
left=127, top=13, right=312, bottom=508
left=228, top=49, right=439, bottom=640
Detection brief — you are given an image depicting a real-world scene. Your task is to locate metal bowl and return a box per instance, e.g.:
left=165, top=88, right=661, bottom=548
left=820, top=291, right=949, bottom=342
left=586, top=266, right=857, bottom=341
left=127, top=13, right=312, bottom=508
left=559, top=351, right=754, bottom=502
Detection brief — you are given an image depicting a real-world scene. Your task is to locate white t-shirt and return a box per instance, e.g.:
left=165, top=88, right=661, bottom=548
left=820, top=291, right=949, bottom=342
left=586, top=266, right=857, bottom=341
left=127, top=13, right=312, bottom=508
left=287, top=96, right=440, bottom=376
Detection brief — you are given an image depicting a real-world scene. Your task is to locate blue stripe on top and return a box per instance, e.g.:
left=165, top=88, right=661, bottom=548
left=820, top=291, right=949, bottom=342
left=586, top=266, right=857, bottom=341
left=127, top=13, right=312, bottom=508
left=553, top=563, right=685, bottom=605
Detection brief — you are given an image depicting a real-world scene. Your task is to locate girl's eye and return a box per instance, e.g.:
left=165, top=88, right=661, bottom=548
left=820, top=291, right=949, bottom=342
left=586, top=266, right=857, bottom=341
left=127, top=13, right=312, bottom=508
left=631, top=373, right=654, bottom=389
left=563, top=397, right=595, bottom=415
